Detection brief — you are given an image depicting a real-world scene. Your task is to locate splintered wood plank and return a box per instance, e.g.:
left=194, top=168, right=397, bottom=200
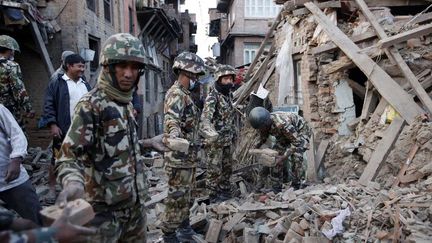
left=304, top=2, right=423, bottom=124
left=392, top=144, right=419, bottom=187
left=360, top=81, right=379, bottom=120
left=205, top=219, right=223, bottom=243
left=378, top=23, right=432, bottom=49
left=355, top=0, right=432, bottom=115
left=358, top=117, right=405, bottom=186
left=306, top=133, right=317, bottom=182
left=315, top=139, right=330, bottom=170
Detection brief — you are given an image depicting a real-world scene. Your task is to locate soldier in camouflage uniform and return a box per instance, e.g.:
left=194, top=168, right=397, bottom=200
left=0, top=35, right=35, bottom=131
left=162, top=51, right=205, bottom=243
left=55, top=33, right=165, bottom=242
left=200, top=64, right=236, bottom=202
left=249, top=107, right=311, bottom=191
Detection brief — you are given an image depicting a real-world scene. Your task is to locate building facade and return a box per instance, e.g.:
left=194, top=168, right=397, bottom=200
left=0, top=0, right=197, bottom=146
left=210, top=0, right=280, bottom=67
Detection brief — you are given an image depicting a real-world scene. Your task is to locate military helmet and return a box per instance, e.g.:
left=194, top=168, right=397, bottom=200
left=100, top=33, right=146, bottom=66
left=0, top=35, right=20, bottom=52
left=248, top=107, right=271, bottom=129
left=172, top=51, right=205, bottom=75
left=214, top=64, right=236, bottom=82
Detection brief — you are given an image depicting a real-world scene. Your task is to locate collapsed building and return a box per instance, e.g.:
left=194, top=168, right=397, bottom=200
left=153, top=0, right=432, bottom=242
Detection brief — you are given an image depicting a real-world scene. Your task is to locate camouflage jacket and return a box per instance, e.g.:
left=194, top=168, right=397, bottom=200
left=164, top=81, right=199, bottom=141
left=200, top=86, right=236, bottom=145
left=56, top=87, right=148, bottom=210
left=0, top=57, right=32, bottom=116
left=259, top=112, right=311, bottom=156
left=163, top=81, right=199, bottom=164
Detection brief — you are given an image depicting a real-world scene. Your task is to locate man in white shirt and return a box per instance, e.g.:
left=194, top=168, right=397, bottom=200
left=0, top=104, right=42, bottom=225
left=42, top=54, right=91, bottom=200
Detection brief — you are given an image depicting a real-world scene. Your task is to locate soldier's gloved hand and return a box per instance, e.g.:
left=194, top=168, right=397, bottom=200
left=150, top=134, right=169, bottom=152
left=56, top=181, right=84, bottom=207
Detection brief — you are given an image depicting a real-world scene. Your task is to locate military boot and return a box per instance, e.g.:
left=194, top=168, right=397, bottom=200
left=176, top=219, right=197, bottom=242
left=163, top=232, right=180, bottom=243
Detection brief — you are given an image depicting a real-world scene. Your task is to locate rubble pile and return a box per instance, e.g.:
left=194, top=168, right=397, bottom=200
left=22, top=146, right=55, bottom=206
left=145, top=181, right=432, bottom=242
left=196, top=0, right=432, bottom=242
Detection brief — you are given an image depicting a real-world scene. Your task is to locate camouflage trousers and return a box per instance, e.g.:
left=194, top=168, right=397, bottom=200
left=259, top=153, right=306, bottom=189
left=161, top=164, right=196, bottom=234
left=206, top=145, right=232, bottom=195
left=85, top=204, right=146, bottom=242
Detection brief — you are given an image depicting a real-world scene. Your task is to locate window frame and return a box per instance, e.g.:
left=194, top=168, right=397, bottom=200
left=86, top=0, right=96, bottom=12
left=104, top=0, right=112, bottom=23
left=245, top=0, right=281, bottom=18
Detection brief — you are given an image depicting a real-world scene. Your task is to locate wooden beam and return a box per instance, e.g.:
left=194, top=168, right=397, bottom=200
left=358, top=117, right=405, bottom=186
left=347, top=79, right=366, bottom=98
left=234, top=43, right=276, bottom=106
left=315, top=139, right=330, bottom=170
left=30, top=20, right=54, bottom=75
left=322, top=46, right=383, bottom=75
left=406, top=12, right=432, bottom=26
left=355, top=0, right=432, bottom=115
left=312, top=31, right=377, bottom=55
left=360, top=81, right=379, bottom=120
left=392, top=143, right=419, bottom=188
left=292, top=1, right=341, bottom=16
left=306, top=133, right=317, bottom=182
left=378, top=23, right=432, bottom=49
left=304, top=2, right=423, bottom=124
left=363, top=0, right=427, bottom=7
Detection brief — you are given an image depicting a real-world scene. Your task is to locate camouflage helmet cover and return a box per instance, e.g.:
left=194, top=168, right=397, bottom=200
left=172, top=51, right=205, bottom=75
left=0, top=35, right=20, bottom=52
left=214, top=64, right=236, bottom=82
left=100, top=33, right=146, bottom=66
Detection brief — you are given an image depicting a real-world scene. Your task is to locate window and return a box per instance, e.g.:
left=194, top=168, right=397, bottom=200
left=294, top=60, right=303, bottom=105
left=146, top=117, right=151, bottom=137
left=87, top=0, right=96, bottom=12
left=245, top=0, right=281, bottom=18
left=129, top=7, right=134, bottom=34
left=88, top=36, right=100, bottom=72
left=104, top=0, right=112, bottom=22
left=145, top=71, right=150, bottom=103
left=154, top=73, right=159, bottom=102
left=243, top=43, right=260, bottom=64
left=154, top=114, right=160, bottom=135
